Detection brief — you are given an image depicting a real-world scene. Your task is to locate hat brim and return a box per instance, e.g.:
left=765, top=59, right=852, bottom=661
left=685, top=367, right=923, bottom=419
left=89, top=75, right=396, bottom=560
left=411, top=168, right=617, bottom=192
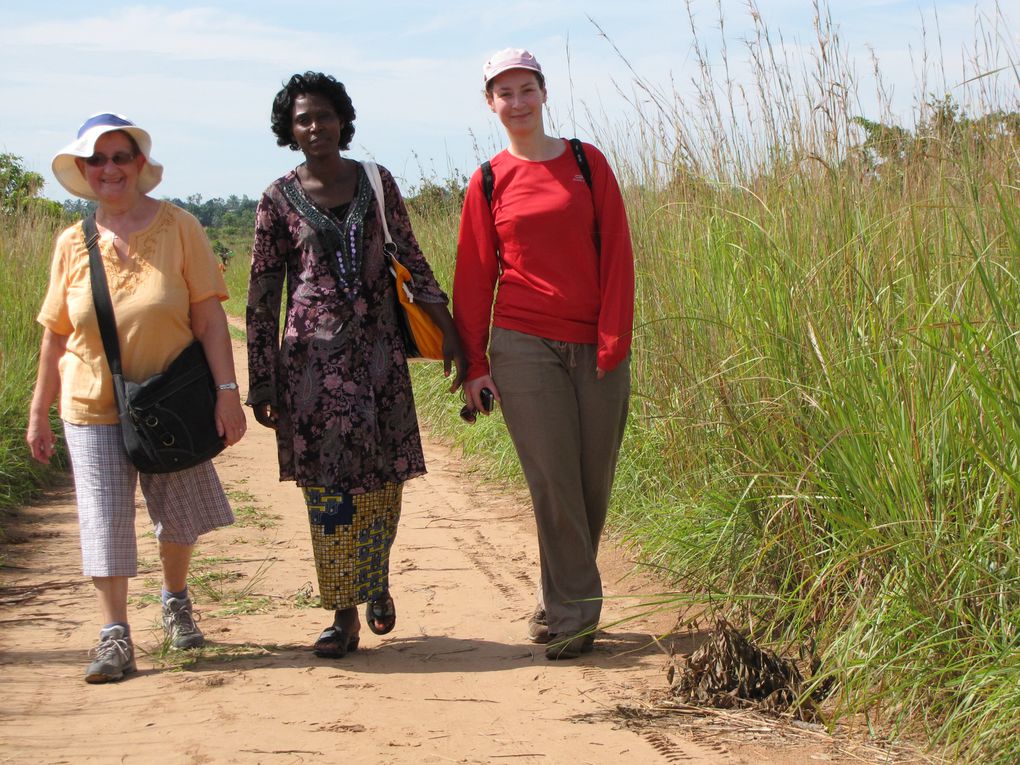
left=51, top=124, right=163, bottom=200
left=484, top=63, right=543, bottom=86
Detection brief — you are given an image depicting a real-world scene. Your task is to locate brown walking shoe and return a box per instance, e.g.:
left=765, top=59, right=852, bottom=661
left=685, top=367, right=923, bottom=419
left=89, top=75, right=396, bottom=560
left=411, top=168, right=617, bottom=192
left=545, top=632, right=595, bottom=660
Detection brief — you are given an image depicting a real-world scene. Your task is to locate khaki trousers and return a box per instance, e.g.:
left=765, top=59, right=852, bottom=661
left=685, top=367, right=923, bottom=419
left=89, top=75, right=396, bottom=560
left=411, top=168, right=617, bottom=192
left=490, top=328, right=630, bottom=635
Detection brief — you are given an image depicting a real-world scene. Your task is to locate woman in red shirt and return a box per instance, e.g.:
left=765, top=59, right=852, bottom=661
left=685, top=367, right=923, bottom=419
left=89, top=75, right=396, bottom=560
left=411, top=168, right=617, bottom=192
left=453, top=48, right=635, bottom=659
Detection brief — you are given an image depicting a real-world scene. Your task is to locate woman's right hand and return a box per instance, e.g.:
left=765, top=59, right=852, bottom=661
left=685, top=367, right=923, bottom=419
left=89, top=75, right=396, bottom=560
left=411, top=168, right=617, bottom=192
left=252, top=401, right=280, bottom=430
left=26, top=328, right=67, bottom=465
left=26, top=415, right=57, bottom=465
left=464, top=375, right=500, bottom=415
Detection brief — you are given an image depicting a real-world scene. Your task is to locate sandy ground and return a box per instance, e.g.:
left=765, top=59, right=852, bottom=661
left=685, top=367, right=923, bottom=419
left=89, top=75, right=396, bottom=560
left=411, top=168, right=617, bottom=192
left=0, top=338, right=888, bottom=765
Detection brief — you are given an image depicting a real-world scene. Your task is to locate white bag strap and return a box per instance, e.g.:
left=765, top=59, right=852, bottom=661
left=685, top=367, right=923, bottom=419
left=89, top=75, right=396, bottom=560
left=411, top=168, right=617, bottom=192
left=362, top=161, right=393, bottom=246
left=362, top=161, right=415, bottom=301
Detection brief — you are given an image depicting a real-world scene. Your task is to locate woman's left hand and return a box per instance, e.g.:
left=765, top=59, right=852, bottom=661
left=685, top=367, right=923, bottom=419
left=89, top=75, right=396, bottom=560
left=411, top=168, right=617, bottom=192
left=190, top=296, right=247, bottom=447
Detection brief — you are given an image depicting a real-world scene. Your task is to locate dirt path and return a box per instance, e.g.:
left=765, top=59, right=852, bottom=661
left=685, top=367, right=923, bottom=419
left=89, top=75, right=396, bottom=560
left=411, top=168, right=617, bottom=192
left=0, top=338, right=866, bottom=765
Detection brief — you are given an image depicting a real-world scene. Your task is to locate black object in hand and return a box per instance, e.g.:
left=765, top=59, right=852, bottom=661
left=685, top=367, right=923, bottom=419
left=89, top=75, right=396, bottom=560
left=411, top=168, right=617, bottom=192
left=479, top=387, right=494, bottom=413
left=460, top=387, right=495, bottom=424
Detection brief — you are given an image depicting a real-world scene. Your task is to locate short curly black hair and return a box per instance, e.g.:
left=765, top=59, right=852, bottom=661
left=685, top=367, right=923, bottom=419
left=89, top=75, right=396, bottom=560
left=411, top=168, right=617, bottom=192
left=270, top=72, right=356, bottom=151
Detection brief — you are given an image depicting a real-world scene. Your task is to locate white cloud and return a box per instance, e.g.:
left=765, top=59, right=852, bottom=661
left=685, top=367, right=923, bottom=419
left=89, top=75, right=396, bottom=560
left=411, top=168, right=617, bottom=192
left=10, top=6, right=356, bottom=68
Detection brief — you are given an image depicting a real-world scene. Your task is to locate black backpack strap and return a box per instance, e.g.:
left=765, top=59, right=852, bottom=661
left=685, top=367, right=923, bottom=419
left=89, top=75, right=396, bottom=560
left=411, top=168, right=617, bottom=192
left=568, top=138, right=593, bottom=191
left=568, top=139, right=600, bottom=252
left=83, top=215, right=124, bottom=376
left=481, top=161, right=495, bottom=206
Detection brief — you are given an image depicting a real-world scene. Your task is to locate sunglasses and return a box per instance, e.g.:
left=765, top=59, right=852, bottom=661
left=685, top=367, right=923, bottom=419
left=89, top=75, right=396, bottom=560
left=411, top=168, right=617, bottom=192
left=459, top=387, right=495, bottom=424
left=83, top=152, right=137, bottom=167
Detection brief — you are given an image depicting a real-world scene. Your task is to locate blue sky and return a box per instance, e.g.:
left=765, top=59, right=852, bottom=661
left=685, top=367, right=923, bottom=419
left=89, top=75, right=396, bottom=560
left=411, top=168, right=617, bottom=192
left=3, top=1, right=1016, bottom=201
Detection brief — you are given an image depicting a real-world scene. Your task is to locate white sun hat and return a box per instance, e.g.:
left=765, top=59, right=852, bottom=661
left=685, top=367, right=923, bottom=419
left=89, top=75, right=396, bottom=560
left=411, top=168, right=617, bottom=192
left=51, top=113, right=163, bottom=200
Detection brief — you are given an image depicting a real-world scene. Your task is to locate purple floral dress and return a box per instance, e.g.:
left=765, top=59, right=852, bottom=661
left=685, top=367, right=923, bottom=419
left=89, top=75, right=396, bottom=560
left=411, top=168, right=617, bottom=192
left=246, top=163, right=447, bottom=493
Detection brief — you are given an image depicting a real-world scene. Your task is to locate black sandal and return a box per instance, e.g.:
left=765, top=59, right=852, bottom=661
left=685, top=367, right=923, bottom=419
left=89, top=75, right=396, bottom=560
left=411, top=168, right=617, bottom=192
left=313, top=625, right=360, bottom=658
left=366, top=592, right=396, bottom=635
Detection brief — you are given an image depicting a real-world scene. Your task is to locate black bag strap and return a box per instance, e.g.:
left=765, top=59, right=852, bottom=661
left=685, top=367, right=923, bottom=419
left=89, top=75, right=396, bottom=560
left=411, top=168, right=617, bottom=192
left=83, top=215, right=124, bottom=377
left=567, top=138, right=593, bottom=190
left=481, top=161, right=495, bottom=206
left=481, top=138, right=593, bottom=206
left=566, top=139, right=599, bottom=252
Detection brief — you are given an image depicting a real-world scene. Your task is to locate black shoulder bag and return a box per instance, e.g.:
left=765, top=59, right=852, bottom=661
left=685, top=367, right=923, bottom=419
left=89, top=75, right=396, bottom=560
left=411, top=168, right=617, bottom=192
left=84, top=216, right=225, bottom=473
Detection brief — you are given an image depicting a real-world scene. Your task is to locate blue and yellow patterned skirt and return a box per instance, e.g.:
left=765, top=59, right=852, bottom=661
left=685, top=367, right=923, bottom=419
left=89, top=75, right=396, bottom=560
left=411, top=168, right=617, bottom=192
left=301, top=483, right=403, bottom=610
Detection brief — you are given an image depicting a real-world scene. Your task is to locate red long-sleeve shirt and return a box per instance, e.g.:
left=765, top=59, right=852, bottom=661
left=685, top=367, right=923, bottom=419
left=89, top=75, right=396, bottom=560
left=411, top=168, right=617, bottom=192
left=453, top=140, right=635, bottom=380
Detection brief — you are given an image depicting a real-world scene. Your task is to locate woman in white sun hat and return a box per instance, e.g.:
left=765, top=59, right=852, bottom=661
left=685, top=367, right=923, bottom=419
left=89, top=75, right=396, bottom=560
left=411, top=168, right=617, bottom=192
left=453, top=49, right=635, bottom=660
left=26, top=112, right=246, bottom=683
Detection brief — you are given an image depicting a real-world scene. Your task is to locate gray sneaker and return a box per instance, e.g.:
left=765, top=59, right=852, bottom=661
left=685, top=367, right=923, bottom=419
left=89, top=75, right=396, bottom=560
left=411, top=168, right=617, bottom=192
left=527, top=607, right=550, bottom=644
left=85, top=626, right=136, bottom=683
left=162, top=596, right=205, bottom=649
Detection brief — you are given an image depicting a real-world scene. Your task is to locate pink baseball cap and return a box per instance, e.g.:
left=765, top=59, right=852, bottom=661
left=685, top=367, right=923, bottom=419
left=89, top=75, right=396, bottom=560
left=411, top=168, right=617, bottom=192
left=483, top=48, right=542, bottom=85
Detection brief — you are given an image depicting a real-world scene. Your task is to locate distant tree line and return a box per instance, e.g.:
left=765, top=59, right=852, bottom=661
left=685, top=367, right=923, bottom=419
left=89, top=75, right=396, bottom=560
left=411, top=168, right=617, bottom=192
left=165, top=194, right=259, bottom=231
left=58, top=194, right=258, bottom=232
left=0, top=154, right=62, bottom=217
left=4, top=154, right=463, bottom=228
left=852, top=96, right=1019, bottom=170
left=404, top=175, right=467, bottom=217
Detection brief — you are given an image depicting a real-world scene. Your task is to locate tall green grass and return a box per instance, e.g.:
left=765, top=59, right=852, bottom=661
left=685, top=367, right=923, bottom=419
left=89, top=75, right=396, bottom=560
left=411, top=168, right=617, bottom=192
left=613, top=151, right=1020, bottom=761
left=214, top=228, right=254, bottom=318
left=410, top=5, right=1020, bottom=762
left=0, top=208, right=67, bottom=514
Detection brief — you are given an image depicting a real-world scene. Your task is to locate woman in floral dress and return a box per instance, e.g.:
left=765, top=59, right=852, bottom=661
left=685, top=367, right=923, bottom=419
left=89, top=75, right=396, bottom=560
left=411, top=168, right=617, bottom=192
left=246, top=72, right=465, bottom=658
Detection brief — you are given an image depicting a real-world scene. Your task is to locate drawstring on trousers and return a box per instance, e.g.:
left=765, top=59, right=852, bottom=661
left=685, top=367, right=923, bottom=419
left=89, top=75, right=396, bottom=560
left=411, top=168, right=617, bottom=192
left=554, top=341, right=578, bottom=369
